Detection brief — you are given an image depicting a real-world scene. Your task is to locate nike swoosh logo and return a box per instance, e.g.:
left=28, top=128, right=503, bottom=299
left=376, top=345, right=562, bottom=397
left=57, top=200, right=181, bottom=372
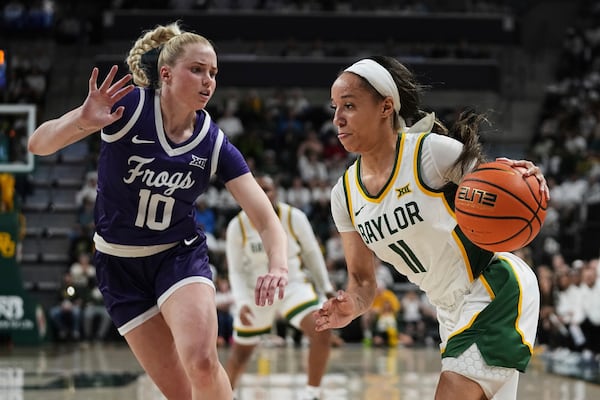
left=354, top=205, right=366, bottom=216
left=132, top=135, right=155, bottom=144
left=183, top=236, right=198, bottom=246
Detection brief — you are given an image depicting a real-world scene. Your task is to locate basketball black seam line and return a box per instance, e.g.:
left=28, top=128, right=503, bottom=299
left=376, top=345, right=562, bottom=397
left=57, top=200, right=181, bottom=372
left=460, top=177, right=545, bottom=225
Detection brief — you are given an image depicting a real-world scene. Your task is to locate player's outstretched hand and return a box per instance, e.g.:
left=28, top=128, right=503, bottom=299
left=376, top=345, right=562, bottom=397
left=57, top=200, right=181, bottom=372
left=496, top=157, right=550, bottom=201
left=313, top=290, right=358, bottom=331
left=255, top=268, right=288, bottom=306
left=79, top=65, right=134, bottom=131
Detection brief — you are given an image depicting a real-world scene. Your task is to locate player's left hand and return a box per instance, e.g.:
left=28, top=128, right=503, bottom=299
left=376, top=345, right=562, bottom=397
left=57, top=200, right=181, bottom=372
left=239, top=305, right=254, bottom=326
left=496, top=157, right=550, bottom=202
left=313, top=290, right=358, bottom=331
left=255, top=268, right=288, bottom=306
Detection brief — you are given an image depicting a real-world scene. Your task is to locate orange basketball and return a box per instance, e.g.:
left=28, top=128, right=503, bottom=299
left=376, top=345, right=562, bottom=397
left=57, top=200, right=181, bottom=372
left=454, top=161, right=547, bottom=252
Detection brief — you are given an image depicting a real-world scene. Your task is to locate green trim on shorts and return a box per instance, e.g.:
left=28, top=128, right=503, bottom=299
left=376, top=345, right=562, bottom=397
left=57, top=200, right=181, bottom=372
left=285, top=298, right=319, bottom=322
left=236, top=326, right=272, bottom=338
left=441, top=257, right=532, bottom=372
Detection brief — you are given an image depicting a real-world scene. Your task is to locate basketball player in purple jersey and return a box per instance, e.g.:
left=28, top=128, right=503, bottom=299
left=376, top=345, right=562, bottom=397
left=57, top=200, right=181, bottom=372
left=28, top=22, right=288, bottom=400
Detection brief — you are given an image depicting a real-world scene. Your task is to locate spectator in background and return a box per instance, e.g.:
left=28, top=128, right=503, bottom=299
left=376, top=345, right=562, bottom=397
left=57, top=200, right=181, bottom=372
left=536, top=264, right=561, bottom=349
left=24, top=65, right=47, bottom=104
left=69, top=196, right=95, bottom=263
left=554, top=268, right=586, bottom=350
left=361, top=275, right=401, bottom=347
left=400, top=289, right=427, bottom=346
left=70, top=253, right=113, bottom=342
left=580, top=259, right=600, bottom=355
left=49, top=272, right=82, bottom=341
left=372, top=297, right=400, bottom=347
left=286, top=88, right=310, bottom=118
left=297, top=147, right=328, bottom=188
left=3, top=1, right=26, bottom=30
left=258, top=149, right=281, bottom=181
left=296, top=129, right=324, bottom=159
left=215, top=275, right=235, bottom=347
left=238, top=89, right=265, bottom=128
left=286, top=176, right=312, bottom=214
left=217, top=106, right=244, bottom=142
left=194, top=196, right=216, bottom=236
left=324, top=227, right=346, bottom=290
left=311, top=179, right=332, bottom=205
left=75, top=170, right=98, bottom=208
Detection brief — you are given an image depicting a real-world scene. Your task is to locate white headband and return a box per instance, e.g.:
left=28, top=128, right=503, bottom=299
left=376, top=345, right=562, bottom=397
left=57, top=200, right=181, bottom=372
left=345, top=58, right=401, bottom=116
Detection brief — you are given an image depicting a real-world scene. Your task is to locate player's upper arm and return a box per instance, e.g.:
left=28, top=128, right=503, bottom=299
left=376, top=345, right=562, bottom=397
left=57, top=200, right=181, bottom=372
left=225, top=216, right=244, bottom=262
left=331, top=178, right=354, bottom=232
left=421, top=133, right=466, bottom=186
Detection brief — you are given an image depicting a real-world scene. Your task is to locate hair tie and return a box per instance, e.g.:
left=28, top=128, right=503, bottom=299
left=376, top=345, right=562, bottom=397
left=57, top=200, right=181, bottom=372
left=140, top=47, right=161, bottom=87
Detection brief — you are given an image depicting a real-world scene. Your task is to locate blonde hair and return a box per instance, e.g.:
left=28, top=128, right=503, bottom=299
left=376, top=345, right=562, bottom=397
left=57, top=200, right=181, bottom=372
left=126, top=21, right=213, bottom=88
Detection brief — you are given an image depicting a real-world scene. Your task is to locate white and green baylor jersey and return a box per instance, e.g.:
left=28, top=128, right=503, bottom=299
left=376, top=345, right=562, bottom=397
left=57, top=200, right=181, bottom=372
left=331, top=132, right=494, bottom=310
left=226, top=202, right=334, bottom=307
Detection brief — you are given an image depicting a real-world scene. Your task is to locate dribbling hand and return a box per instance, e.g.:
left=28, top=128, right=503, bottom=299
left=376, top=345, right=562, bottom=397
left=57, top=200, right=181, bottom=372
left=496, top=157, right=551, bottom=202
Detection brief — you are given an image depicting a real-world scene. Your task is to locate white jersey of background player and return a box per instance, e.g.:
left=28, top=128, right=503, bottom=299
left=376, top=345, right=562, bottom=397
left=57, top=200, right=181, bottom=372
left=225, top=175, right=334, bottom=400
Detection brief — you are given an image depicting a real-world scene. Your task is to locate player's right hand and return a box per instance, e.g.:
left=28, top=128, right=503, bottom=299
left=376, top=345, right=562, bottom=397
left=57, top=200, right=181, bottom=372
left=79, top=65, right=134, bottom=131
left=255, top=268, right=288, bottom=306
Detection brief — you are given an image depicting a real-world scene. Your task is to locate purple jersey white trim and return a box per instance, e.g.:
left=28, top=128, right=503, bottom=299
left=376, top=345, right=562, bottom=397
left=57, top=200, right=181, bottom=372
left=95, top=87, right=250, bottom=248
left=101, top=89, right=146, bottom=143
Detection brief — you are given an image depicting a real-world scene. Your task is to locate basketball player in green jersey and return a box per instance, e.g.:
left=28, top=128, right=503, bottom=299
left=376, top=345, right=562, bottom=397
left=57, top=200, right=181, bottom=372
left=314, top=56, right=550, bottom=400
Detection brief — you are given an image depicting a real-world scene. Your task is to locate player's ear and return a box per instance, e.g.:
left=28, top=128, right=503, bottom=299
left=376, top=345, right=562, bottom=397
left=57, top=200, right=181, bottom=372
left=159, top=66, right=171, bottom=82
left=382, top=98, right=394, bottom=118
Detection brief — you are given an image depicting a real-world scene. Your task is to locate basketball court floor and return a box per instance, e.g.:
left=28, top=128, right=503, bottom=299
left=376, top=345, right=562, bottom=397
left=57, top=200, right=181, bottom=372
left=1, top=340, right=599, bottom=400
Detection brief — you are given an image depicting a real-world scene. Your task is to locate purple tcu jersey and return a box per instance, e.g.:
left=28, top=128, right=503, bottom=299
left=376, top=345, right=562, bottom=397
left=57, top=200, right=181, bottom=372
left=96, top=87, right=249, bottom=246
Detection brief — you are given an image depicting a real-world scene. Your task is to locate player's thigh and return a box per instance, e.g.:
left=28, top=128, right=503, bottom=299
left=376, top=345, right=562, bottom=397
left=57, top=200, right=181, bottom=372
left=160, top=282, right=220, bottom=364
left=436, top=371, right=487, bottom=400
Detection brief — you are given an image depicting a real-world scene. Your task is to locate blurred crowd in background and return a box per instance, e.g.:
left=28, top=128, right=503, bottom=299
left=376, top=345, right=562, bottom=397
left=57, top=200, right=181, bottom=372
left=1, top=0, right=599, bottom=368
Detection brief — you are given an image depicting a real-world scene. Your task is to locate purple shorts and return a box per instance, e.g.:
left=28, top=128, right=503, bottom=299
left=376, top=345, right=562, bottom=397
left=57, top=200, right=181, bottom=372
left=94, top=236, right=214, bottom=335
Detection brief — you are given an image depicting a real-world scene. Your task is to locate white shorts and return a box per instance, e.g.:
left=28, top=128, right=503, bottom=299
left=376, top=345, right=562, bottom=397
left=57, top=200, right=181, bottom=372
left=233, top=281, right=321, bottom=345
left=438, top=252, right=539, bottom=372
left=441, top=343, right=519, bottom=399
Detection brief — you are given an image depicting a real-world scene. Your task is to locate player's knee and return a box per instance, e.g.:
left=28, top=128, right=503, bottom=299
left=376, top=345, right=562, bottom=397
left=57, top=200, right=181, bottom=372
left=183, top=349, right=221, bottom=383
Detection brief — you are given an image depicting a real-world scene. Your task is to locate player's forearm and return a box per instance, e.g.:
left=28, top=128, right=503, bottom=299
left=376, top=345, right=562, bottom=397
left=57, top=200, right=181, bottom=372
left=346, top=271, right=377, bottom=317
left=259, top=220, right=288, bottom=274
left=28, top=107, right=96, bottom=155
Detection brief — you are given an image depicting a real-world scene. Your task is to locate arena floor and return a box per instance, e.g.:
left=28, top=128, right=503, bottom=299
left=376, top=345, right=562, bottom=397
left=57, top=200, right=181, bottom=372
left=1, top=340, right=599, bottom=399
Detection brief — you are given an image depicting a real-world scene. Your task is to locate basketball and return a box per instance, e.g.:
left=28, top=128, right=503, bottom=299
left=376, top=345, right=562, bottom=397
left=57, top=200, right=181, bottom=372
left=454, top=161, right=547, bottom=252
